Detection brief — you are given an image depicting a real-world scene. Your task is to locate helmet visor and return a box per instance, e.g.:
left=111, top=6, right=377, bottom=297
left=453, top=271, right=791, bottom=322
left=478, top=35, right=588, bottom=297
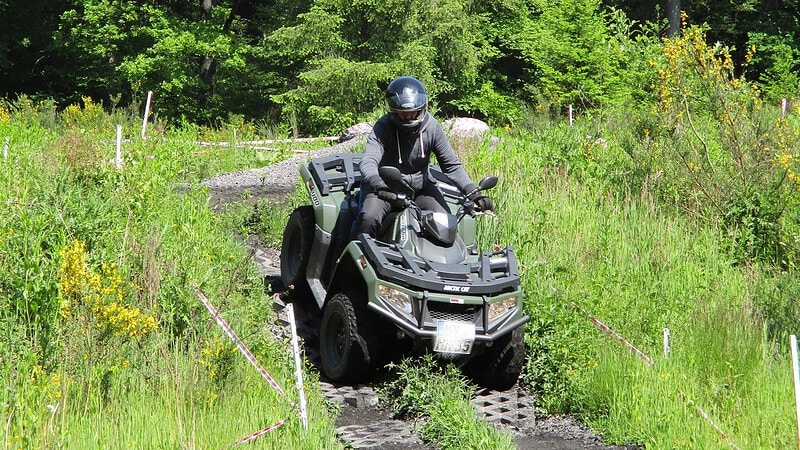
left=395, top=110, right=422, bottom=122
left=387, top=91, right=427, bottom=113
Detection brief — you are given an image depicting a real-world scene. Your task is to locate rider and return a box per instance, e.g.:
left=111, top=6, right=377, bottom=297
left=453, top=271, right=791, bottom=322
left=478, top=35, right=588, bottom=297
left=354, top=76, right=494, bottom=238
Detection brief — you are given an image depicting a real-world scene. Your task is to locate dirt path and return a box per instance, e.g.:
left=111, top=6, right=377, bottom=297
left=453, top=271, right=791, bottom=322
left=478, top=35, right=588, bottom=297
left=203, top=139, right=640, bottom=449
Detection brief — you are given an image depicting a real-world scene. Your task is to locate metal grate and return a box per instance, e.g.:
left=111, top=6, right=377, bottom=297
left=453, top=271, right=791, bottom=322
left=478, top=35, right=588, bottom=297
left=428, top=303, right=477, bottom=323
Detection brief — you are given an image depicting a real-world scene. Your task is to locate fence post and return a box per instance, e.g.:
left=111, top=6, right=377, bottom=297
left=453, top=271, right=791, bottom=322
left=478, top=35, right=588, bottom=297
left=115, top=125, right=123, bottom=170
left=663, top=328, right=671, bottom=357
left=791, top=334, right=800, bottom=450
left=568, top=104, right=574, bottom=126
left=286, top=303, right=308, bottom=430
left=141, top=90, right=153, bottom=140
left=3, top=136, right=8, bottom=161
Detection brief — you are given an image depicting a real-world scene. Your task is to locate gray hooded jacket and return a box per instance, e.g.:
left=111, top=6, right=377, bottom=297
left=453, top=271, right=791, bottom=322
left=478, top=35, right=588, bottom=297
left=359, top=113, right=477, bottom=195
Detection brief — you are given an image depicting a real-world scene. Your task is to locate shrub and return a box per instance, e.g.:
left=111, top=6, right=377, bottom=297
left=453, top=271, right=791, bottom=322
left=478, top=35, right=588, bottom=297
left=648, top=23, right=800, bottom=267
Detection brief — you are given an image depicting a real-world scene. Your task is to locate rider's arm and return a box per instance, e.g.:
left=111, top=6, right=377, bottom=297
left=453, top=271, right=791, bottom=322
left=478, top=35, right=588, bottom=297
left=428, top=120, right=476, bottom=194
left=360, top=123, right=390, bottom=191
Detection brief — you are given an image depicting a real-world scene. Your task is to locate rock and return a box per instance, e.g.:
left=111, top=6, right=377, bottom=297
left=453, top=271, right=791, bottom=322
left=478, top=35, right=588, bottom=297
left=442, top=117, right=490, bottom=138
left=340, top=122, right=374, bottom=142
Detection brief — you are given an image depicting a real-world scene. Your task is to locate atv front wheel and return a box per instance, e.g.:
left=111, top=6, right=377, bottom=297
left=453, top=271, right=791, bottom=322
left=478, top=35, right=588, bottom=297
left=320, top=291, right=378, bottom=384
left=280, top=206, right=314, bottom=298
left=464, top=326, right=525, bottom=391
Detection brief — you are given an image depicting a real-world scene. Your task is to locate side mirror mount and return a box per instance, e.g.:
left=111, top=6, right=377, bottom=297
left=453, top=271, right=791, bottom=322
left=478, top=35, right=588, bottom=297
left=478, top=176, right=498, bottom=191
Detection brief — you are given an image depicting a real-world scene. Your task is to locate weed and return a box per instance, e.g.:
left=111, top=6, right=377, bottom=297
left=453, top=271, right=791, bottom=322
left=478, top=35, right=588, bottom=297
left=378, top=356, right=515, bottom=450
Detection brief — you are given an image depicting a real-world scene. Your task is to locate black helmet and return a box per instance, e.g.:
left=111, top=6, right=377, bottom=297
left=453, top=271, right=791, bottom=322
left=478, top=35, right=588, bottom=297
left=386, top=76, right=428, bottom=132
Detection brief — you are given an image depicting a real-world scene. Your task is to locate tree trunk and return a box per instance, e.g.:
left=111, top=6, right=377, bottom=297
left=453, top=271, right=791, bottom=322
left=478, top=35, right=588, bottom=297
left=667, top=0, right=681, bottom=37
left=198, top=0, right=240, bottom=94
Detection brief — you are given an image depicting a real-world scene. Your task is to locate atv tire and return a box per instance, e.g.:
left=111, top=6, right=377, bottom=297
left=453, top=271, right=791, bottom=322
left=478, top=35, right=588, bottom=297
left=320, top=291, right=378, bottom=384
left=280, top=206, right=315, bottom=300
left=464, top=326, right=525, bottom=391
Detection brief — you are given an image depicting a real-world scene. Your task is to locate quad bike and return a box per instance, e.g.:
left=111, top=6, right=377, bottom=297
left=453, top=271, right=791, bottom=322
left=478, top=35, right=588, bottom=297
left=280, top=153, right=528, bottom=390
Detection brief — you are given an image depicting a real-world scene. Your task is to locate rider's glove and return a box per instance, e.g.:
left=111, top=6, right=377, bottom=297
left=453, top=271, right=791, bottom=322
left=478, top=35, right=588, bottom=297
left=469, top=192, right=495, bottom=212
left=377, top=190, right=397, bottom=202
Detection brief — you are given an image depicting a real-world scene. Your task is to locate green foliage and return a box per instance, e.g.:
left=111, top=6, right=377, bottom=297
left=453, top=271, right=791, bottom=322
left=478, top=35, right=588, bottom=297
left=3, top=0, right=800, bottom=139
left=485, top=0, right=624, bottom=110
left=272, top=59, right=391, bottom=136
left=753, top=270, right=800, bottom=343
left=0, top=105, right=342, bottom=448
left=269, top=0, right=490, bottom=134
left=603, top=8, right=665, bottom=106
left=646, top=25, right=800, bottom=267
left=268, top=5, right=349, bottom=62
left=585, top=304, right=795, bottom=449
left=5, top=7, right=800, bottom=448
left=747, top=32, right=800, bottom=103
left=378, top=355, right=515, bottom=450
left=470, top=126, right=799, bottom=446
left=54, top=0, right=285, bottom=124
left=451, top=82, right=524, bottom=126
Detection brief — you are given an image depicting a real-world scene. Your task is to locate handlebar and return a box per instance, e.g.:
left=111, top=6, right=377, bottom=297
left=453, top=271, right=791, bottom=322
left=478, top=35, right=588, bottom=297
left=375, top=173, right=498, bottom=221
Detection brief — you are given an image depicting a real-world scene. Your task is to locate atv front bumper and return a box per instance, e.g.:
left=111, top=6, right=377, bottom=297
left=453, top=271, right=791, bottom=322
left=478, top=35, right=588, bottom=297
left=358, top=235, right=529, bottom=343
left=367, top=281, right=528, bottom=343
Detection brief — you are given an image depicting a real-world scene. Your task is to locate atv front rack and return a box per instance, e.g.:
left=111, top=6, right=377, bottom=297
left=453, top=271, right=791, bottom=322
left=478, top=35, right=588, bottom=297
left=359, top=234, right=520, bottom=295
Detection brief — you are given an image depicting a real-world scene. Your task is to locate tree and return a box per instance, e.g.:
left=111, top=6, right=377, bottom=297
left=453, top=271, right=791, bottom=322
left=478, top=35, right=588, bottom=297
left=480, top=0, right=625, bottom=111
left=48, top=0, right=305, bottom=123
left=268, top=0, right=491, bottom=134
left=0, top=0, right=70, bottom=99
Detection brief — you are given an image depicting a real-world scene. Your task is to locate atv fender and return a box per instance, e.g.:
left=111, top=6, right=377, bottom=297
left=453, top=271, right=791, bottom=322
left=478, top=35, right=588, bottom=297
left=323, top=241, right=375, bottom=308
left=305, top=224, right=332, bottom=309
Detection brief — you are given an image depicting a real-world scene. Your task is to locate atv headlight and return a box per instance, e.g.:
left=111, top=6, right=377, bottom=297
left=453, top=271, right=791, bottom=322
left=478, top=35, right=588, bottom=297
left=378, top=284, right=413, bottom=315
left=487, top=296, right=517, bottom=323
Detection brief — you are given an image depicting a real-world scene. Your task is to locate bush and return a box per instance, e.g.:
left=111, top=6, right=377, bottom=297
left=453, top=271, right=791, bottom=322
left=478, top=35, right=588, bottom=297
left=648, top=24, right=800, bottom=267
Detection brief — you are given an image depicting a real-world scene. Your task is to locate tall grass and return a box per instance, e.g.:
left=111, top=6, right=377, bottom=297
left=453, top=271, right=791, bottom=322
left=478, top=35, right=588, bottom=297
left=0, top=99, right=342, bottom=449
left=55, top=344, right=340, bottom=449
left=379, top=356, right=516, bottom=450
left=5, top=30, right=800, bottom=447
left=468, top=119, right=799, bottom=446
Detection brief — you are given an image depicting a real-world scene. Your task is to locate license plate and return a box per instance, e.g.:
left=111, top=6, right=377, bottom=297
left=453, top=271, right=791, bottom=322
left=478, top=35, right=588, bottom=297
left=433, top=320, right=475, bottom=354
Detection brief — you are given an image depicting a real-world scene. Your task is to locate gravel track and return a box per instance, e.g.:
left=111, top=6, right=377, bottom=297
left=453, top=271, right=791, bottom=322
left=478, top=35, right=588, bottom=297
left=202, top=137, right=640, bottom=450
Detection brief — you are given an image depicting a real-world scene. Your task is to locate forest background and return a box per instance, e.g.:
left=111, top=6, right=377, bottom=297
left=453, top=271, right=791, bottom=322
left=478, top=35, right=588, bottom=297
left=3, top=0, right=800, bottom=134
left=3, top=0, right=800, bottom=448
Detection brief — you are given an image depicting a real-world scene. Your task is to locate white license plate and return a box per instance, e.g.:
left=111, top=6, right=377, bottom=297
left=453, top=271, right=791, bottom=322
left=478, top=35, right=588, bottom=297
left=433, top=320, right=475, bottom=354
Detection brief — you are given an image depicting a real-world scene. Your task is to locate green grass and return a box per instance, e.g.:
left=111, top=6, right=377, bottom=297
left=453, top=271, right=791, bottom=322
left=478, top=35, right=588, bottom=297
left=469, top=125, right=800, bottom=447
left=53, top=348, right=340, bottom=449
left=4, top=96, right=800, bottom=449
left=378, top=356, right=516, bottom=450
left=0, top=106, right=342, bottom=449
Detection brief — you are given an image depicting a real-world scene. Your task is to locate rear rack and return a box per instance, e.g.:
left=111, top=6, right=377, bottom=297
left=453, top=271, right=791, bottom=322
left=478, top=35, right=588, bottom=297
left=308, top=153, right=363, bottom=195
left=359, top=234, right=520, bottom=295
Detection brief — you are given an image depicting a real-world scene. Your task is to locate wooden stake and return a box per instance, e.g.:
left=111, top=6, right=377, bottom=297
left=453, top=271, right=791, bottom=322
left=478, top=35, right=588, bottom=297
left=115, top=125, right=123, bottom=170
left=286, top=302, right=308, bottom=430
left=791, top=334, right=800, bottom=450
left=141, top=90, right=152, bottom=140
